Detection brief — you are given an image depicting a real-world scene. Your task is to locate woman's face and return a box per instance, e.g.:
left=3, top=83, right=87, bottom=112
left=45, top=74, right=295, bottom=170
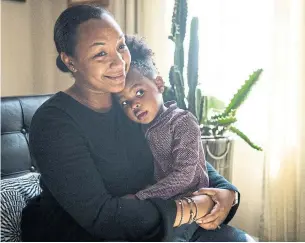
left=72, top=15, right=131, bottom=94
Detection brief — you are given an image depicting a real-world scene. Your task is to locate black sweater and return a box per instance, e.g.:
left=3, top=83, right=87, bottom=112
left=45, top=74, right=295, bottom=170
left=29, top=92, right=239, bottom=241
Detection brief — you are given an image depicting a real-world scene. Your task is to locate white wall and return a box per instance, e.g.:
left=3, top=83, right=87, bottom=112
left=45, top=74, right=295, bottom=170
left=1, top=0, right=73, bottom=97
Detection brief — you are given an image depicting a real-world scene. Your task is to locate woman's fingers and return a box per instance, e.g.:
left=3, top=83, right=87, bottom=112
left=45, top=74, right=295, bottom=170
left=195, top=188, right=234, bottom=231
left=193, top=188, right=217, bottom=196
left=196, top=215, right=220, bottom=230
left=197, top=202, right=220, bottom=224
left=198, top=221, right=220, bottom=230
left=196, top=216, right=218, bottom=224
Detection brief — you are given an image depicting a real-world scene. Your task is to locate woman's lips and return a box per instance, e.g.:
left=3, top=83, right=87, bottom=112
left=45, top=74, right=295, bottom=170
left=104, top=74, right=125, bottom=83
left=136, top=111, right=148, bottom=120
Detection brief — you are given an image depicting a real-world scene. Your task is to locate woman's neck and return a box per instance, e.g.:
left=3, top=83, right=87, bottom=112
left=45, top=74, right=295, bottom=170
left=64, top=83, right=113, bottom=113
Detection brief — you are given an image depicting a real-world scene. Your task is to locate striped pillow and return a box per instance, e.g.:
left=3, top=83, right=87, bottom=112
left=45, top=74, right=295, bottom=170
left=1, top=173, right=42, bottom=202
left=1, top=173, right=42, bottom=242
left=1, top=190, right=26, bottom=242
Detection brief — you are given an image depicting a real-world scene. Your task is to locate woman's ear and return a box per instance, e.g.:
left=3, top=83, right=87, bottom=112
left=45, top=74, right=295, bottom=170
left=154, top=76, right=165, bottom=93
left=61, top=52, right=77, bottom=73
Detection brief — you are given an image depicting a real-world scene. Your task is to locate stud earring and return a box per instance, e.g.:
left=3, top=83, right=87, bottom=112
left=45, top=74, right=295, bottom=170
left=69, top=62, right=77, bottom=73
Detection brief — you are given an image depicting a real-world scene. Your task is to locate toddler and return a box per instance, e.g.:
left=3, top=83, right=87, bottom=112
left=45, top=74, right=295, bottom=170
left=116, top=36, right=210, bottom=241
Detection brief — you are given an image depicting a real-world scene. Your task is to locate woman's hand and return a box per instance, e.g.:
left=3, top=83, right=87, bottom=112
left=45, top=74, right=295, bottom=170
left=174, top=194, right=214, bottom=227
left=192, top=194, right=215, bottom=220
left=193, top=188, right=235, bottom=230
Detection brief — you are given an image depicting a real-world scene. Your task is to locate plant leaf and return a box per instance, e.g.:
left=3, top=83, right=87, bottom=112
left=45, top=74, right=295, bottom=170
left=229, top=126, right=263, bottom=151
left=223, top=69, right=263, bottom=116
left=207, top=116, right=237, bottom=126
left=207, top=96, right=226, bottom=111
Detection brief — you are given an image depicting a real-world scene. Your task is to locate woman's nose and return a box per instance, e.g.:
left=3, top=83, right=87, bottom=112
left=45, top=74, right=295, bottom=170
left=110, top=53, right=124, bottom=68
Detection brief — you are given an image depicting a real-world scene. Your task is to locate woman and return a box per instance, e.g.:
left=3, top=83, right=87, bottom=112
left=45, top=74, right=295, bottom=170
left=21, top=5, right=249, bottom=241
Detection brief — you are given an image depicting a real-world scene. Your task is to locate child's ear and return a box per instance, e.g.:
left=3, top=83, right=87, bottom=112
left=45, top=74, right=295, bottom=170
left=154, top=76, right=165, bottom=93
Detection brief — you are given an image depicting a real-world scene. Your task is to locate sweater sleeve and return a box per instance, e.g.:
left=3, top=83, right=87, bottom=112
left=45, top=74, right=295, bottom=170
left=136, top=113, right=208, bottom=200
left=206, top=162, right=240, bottom=224
left=30, top=107, right=176, bottom=241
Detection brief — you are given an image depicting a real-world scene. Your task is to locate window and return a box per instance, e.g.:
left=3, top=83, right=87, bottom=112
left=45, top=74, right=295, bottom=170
left=184, top=0, right=273, bottom=142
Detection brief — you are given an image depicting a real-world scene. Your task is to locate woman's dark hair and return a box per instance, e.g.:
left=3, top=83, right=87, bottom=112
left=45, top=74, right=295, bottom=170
left=125, top=35, right=158, bottom=78
left=54, top=5, right=111, bottom=72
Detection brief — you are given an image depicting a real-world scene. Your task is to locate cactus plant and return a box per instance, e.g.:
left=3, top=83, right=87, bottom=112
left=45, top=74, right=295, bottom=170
left=163, top=0, right=263, bottom=151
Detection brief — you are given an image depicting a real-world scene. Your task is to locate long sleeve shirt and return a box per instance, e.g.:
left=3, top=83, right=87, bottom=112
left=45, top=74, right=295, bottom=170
left=136, top=102, right=209, bottom=200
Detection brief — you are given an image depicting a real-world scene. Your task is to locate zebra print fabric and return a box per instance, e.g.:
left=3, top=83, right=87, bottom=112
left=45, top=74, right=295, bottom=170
left=1, top=173, right=41, bottom=242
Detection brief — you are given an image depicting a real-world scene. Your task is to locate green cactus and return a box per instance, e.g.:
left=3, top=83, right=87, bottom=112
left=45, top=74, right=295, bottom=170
left=171, top=66, right=187, bottom=109
left=163, top=0, right=263, bottom=151
left=169, top=0, right=187, bottom=44
left=187, top=17, right=199, bottom=117
left=169, top=0, right=188, bottom=80
left=196, top=88, right=204, bottom=123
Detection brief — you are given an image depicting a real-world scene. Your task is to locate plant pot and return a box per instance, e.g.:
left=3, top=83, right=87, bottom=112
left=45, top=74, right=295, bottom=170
left=201, top=136, right=234, bottom=182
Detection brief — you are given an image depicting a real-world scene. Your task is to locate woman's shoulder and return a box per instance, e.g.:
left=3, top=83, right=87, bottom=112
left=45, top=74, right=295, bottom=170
left=33, top=92, right=69, bottom=117
left=31, top=92, right=83, bottom=128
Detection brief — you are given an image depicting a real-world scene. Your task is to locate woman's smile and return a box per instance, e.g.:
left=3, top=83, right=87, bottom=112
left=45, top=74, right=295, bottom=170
left=104, top=72, right=126, bottom=84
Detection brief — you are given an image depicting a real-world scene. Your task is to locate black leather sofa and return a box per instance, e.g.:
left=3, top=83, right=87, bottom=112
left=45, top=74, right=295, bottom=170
left=1, top=94, right=52, bottom=241
left=1, top=94, right=52, bottom=179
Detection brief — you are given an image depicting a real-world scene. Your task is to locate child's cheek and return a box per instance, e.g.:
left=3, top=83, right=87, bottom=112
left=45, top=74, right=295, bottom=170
left=127, top=110, right=135, bottom=121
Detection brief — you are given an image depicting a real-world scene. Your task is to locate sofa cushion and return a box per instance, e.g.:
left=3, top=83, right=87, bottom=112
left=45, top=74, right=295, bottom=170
left=1, top=95, right=51, bottom=179
left=1, top=173, right=42, bottom=242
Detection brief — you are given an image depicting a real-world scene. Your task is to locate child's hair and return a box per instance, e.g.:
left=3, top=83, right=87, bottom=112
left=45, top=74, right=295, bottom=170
left=125, top=35, right=158, bottom=79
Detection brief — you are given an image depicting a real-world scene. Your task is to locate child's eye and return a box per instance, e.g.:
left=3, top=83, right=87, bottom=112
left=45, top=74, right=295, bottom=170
left=94, top=51, right=107, bottom=58
left=121, top=100, right=128, bottom=107
left=136, top=90, right=144, bottom=97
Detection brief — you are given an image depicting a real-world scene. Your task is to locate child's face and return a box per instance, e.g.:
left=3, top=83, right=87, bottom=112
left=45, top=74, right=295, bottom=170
left=117, top=68, right=164, bottom=124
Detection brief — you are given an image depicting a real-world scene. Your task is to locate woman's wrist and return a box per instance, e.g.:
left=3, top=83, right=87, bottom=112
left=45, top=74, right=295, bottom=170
left=173, top=195, right=214, bottom=227
left=192, top=195, right=214, bottom=219
left=174, top=199, right=191, bottom=227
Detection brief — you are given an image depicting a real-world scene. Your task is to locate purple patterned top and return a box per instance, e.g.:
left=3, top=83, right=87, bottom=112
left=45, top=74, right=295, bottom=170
left=135, top=102, right=209, bottom=200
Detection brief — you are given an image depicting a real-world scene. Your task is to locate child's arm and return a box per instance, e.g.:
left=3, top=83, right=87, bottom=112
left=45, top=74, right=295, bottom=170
left=135, top=112, right=209, bottom=200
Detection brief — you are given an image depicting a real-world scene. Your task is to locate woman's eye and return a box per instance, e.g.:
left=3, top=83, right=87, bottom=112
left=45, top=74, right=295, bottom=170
left=119, top=44, right=127, bottom=50
left=136, top=90, right=144, bottom=97
left=95, top=51, right=107, bottom=58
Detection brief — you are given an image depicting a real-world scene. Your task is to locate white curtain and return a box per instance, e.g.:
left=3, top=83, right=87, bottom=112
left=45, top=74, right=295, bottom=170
left=258, top=0, right=305, bottom=241
left=186, top=0, right=305, bottom=239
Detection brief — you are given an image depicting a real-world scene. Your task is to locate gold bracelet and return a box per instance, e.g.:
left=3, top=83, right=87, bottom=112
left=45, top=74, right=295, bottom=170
left=177, top=199, right=184, bottom=227
left=183, top=197, right=195, bottom=224
left=188, top=197, right=198, bottom=222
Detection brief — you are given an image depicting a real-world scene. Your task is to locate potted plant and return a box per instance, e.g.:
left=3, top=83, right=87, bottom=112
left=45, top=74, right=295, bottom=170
left=163, top=0, right=263, bottom=180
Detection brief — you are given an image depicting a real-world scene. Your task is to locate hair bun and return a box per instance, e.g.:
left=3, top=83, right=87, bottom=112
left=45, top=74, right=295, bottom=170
left=125, top=35, right=153, bottom=62
left=56, top=55, right=70, bottom=73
